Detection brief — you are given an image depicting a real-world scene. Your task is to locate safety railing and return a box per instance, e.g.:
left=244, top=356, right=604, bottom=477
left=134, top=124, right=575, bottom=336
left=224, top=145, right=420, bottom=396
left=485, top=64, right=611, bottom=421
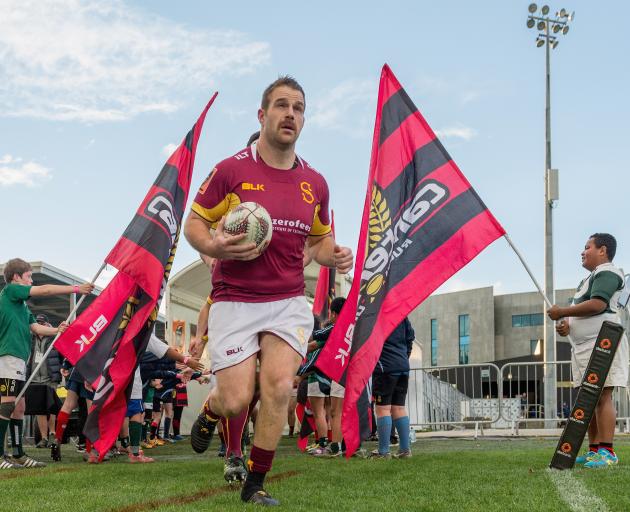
left=408, top=363, right=502, bottom=435
left=408, top=361, right=630, bottom=436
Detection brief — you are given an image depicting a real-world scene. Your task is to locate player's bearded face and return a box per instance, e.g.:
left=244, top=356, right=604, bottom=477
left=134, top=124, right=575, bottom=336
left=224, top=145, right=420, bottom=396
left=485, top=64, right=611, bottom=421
left=260, top=86, right=305, bottom=147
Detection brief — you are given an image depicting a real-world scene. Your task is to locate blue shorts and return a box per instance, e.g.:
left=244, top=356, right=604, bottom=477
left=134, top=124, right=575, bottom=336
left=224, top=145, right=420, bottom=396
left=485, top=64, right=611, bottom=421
left=126, top=399, right=144, bottom=418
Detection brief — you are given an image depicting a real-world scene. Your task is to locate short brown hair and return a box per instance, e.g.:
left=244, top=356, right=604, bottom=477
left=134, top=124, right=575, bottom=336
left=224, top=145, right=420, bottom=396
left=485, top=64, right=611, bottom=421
left=3, top=258, right=32, bottom=283
left=261, top=76, right=305, bottom=110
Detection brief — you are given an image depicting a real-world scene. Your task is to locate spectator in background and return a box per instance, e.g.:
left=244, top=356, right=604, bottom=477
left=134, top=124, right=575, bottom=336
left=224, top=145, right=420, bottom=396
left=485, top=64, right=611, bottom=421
left=25, top=314, right=63, bottom=448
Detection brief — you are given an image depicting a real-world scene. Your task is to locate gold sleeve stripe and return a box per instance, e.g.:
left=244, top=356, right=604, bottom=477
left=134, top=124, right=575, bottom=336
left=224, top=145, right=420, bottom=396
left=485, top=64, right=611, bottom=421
left=206, top=296, right=213, bottom=306
left=310, top=204, right=332, bottom=236
left=191, top=193, right=241, bottom=224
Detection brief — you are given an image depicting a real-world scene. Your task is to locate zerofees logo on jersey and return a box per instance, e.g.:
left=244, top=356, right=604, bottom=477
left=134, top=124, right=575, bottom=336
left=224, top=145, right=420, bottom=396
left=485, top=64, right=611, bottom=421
left=360, top=180, right=449, bottom=302
left=271, top=217, right=311, bottom=235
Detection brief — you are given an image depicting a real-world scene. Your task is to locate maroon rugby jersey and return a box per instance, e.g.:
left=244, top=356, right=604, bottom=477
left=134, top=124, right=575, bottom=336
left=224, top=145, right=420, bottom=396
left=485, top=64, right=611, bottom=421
left=191, top=142, right=331, bottom=302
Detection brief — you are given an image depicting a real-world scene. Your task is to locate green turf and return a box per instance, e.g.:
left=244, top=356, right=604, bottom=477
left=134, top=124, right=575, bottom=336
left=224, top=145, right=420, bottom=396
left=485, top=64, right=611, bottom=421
left=5, top=436, right=630, bottom=511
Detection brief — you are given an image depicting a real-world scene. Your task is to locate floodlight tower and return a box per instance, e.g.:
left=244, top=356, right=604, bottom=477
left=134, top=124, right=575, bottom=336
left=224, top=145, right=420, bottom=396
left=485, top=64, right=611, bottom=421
left=526, top=3, right=574, bottom=427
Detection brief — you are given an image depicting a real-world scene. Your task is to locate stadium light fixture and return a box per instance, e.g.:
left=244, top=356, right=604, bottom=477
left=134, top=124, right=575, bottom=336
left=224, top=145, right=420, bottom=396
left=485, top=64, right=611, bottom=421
left=525, top=3, right=575, bottom=427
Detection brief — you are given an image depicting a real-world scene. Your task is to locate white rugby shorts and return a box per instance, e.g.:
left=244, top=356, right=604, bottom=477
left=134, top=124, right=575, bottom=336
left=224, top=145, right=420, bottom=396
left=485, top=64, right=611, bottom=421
left=307, top=380, right=345, bottom=398
left=208, top=296, right=313, bottom=373
left=572, top=333, right=629, bottom=388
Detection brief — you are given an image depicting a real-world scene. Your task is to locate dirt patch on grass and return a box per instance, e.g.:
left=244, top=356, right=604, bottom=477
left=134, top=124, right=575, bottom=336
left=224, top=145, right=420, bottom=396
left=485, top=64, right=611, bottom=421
left=112, top=470, right=299, bottom=512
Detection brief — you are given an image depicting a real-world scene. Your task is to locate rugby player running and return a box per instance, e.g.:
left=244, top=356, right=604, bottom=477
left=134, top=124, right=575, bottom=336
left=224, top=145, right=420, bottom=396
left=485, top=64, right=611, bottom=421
left=184, top=76, right=353, bottom=506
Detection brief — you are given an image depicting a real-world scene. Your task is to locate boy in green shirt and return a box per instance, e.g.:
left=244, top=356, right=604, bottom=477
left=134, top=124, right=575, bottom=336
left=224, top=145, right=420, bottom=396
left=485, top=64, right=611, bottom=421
left=0, top=258, right=93, bottom=469
left=547, top=233, right=627, bottom=468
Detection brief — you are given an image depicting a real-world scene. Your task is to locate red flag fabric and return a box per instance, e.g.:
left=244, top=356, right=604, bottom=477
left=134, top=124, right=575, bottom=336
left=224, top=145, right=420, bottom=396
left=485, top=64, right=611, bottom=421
left=55, top=93, right=217, bottom=458
left=315, top=65, right=505, bottom=456
left=295, top=401, right=316, bottom=452
left=312, top=212, right=336, bottom=321
left=53, top=272, right=137, bottom=383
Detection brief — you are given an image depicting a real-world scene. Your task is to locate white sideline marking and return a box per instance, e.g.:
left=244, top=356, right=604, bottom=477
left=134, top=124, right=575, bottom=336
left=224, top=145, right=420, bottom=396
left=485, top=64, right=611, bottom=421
left=547, top=469, right=610, bottom=512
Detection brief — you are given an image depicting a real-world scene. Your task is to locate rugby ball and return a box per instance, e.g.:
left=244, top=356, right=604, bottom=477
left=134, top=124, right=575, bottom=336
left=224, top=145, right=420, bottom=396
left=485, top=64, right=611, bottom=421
left=223, top=202, right=273, bottom=257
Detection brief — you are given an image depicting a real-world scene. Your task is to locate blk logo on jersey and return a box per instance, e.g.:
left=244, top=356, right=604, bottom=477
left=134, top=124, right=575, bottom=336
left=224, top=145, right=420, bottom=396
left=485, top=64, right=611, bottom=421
left=226, top=346, right=244, bottom=357
left=242, top=183, right=265, bottom=192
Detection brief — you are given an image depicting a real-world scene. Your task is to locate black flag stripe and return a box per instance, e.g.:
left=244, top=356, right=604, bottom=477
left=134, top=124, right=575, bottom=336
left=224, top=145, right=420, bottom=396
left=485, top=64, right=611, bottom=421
left=154, top=163, right=187, bottom=215
left=122, top=215, right=174, bottom=263
left=379, top=88, right=417, bottom=145
left=381, top=139, right=452, bottom=206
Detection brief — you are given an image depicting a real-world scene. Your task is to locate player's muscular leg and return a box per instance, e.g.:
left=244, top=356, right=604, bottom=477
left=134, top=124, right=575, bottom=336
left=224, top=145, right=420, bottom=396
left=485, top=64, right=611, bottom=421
left=209, top=354, right=257, bottom=417
left=254, top=333, right=301, bottom=450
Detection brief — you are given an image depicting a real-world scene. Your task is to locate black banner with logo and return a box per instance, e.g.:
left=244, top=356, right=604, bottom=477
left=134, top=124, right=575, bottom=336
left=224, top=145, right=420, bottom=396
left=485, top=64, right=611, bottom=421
left=550, top=321, right=625, bottom=470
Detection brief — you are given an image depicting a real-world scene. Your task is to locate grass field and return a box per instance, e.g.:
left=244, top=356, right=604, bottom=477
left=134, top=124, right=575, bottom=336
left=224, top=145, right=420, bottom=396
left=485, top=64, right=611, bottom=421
left=5, top=435, right=630, bottom=511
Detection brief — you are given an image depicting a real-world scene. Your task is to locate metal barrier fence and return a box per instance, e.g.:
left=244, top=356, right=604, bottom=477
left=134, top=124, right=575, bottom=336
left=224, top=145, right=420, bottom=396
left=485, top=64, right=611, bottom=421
left=407, top=363, right=502, bottom=434
left=408, top=361, right=630, bottom=435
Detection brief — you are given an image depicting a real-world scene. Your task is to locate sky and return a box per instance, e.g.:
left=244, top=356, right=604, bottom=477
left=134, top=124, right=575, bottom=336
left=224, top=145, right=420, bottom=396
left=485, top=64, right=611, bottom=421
left=1, top=0, right=628, bottom=298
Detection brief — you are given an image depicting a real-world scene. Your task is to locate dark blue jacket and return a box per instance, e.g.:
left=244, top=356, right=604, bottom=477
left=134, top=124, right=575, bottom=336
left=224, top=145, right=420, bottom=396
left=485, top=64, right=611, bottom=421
left=140, top=350, right=176, bottom=387
left=374, top=318, right=415, bottom=374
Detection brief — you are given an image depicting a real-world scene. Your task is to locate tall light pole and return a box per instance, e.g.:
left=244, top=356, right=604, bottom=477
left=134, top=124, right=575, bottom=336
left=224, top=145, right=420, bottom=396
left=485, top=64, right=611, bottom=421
left=526, top=3, right=574, bottom=427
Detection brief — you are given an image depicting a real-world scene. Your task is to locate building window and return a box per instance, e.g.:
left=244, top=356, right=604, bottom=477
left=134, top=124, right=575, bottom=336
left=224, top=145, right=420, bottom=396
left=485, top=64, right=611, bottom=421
left=459, top=314, right=470, bottom=364
left=430, top=319, right=438, bottom=366
left=512, top=313, right=544, bottom=327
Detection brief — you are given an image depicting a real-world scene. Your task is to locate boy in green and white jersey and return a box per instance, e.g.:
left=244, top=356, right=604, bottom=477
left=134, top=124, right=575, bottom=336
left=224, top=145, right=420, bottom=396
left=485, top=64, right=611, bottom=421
left=547, top=234, right=627, bottom=468
left=0, top=258, right=93, bottom=469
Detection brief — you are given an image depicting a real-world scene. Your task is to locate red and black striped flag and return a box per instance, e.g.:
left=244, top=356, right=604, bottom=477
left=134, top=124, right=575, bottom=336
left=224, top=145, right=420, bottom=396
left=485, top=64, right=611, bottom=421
left=55, top=93, right=217, bottom=457
left=312, top=212, right=336, bottom=322
left=315, top=65, right=505, bottom=456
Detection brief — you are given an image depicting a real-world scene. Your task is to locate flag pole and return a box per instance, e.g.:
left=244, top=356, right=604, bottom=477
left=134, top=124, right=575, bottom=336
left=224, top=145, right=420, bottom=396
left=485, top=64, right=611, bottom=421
left=15, top=262, right=107, bottom=402
left=503, top=234, right=577, bottom=353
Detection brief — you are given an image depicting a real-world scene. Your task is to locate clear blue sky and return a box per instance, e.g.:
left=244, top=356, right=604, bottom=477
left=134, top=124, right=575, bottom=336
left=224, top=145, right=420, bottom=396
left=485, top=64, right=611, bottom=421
left=1, top=0, right=628, bottom=296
